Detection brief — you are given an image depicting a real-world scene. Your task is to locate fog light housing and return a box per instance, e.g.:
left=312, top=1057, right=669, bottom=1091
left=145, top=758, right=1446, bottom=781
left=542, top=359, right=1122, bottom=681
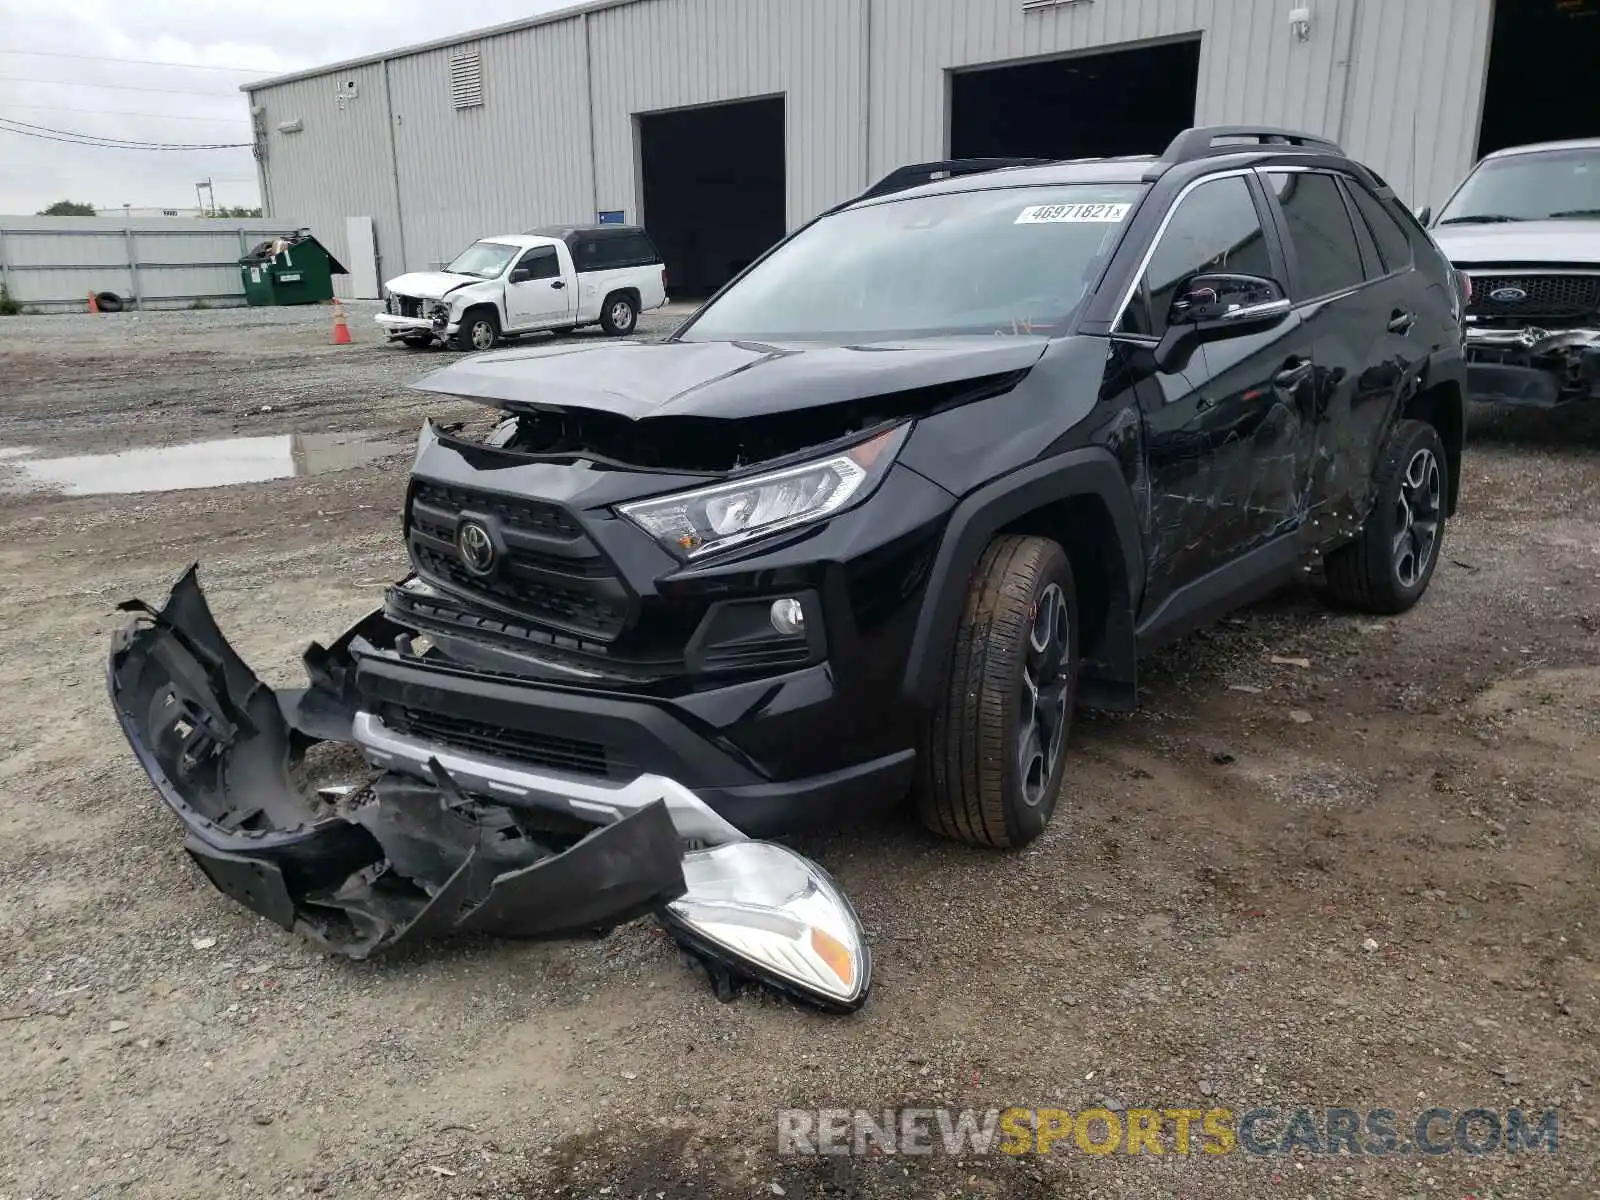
left=769, top=598, right=805, bottom=637
left=661, top=841, right=871, bottom=1013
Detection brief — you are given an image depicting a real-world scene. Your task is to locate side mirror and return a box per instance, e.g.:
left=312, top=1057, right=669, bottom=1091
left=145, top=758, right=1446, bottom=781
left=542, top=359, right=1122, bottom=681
left=1416, top=205, right=1432, bottom=226
left=508, top=267, right=533, bottom=284
left=1153, top=273, right=1291, bottom=374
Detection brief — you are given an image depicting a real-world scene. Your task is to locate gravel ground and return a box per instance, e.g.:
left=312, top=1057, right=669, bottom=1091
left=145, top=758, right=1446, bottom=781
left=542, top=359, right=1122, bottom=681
left=2, top=305, right=1599, bottom=1199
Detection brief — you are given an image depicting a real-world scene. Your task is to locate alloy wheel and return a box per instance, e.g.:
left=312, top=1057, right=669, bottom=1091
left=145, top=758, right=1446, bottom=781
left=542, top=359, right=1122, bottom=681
left=1017, top=582, right=1072, bottom=808
left=470, top=320, right=495, bottom=350
left=610, top=301, right=635, bottom=332
left=1392, top=447, right=1442, bottom=589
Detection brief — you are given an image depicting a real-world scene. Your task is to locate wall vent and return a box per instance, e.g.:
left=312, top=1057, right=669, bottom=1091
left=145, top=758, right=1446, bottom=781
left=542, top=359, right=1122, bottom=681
left=449, top=53, right=484, bottom=110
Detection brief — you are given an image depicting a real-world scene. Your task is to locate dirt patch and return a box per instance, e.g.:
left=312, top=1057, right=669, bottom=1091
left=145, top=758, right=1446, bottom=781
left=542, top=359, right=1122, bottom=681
left=1, top=308, right=1598, bottom=1199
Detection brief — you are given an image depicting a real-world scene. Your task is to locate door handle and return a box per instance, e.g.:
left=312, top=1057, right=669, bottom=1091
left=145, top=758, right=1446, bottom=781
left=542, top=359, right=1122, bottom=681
left=551, top=280, right=566, bottom=290
left=1388, top=310, right=1415, bottom=334
left=1274, top=360, right=1314, bottom=390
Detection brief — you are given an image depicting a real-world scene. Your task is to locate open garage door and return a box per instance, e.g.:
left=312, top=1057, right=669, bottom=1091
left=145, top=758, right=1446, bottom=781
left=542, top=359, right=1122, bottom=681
left=1478, top=0, right=1600, bottom=157
left=950, top=39, right=1201, bottom=162
left=639, top=98, right=786, bottom=299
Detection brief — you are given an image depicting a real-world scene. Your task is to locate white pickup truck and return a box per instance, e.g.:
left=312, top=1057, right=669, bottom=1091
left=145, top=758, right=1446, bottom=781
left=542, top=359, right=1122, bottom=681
left=376, top=224, right=668, bottom=351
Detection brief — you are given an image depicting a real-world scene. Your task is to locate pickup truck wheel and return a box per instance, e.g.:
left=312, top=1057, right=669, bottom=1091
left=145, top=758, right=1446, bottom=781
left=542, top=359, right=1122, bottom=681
left=1324, top=419, right=1447, bottom=614
left=451, top=309, right=499, bottom=352
left=601, top=293, right=637, bottom=336
left=919, top=535, right=1078, bottom=849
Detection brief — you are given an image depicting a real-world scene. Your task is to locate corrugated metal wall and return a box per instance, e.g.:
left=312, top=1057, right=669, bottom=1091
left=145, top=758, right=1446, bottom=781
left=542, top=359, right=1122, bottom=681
left=387, top=20, right=595, bottom=268
left=250, top=63, right=403, bottom=297
left=0, top=217, right=302, bottom=311
left=586, top=0, right=867, bottom=230
left=246, top=0, right=1495, bottom=278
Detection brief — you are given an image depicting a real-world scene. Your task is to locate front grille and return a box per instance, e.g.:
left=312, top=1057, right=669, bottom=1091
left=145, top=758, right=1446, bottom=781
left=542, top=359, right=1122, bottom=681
left=395, top=294, right=424, bottom=319
left=407, top=482, right=632, bottom=640
left=1467, top=273, right=1600, bottom=324
left=381, top=704, right=610, bottom=777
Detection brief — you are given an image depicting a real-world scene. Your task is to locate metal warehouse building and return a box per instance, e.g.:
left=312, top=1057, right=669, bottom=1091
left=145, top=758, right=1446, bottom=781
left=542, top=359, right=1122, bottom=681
left=244, top=0, right=1600, bottom=300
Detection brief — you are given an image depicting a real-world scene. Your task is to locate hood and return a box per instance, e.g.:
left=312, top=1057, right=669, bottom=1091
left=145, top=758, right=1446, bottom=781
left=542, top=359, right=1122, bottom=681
left=1430, top=220, right=1600, bottom=267
left=406, top=336, right=1052, bottom=421
left=383, top=271, right=486, bottom=300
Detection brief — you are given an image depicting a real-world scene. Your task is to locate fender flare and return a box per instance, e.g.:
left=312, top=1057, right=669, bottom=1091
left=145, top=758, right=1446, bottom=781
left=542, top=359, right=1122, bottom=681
left=900, top=448, right=1145, bottom=708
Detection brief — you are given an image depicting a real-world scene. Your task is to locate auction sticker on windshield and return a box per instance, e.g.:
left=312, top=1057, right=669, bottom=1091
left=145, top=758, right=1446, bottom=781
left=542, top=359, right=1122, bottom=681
left=1015, top=203, right=1132, bottom=224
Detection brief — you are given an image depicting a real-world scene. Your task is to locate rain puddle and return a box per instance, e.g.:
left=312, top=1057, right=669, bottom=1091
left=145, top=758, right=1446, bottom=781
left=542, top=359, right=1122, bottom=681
left=0, top=432, right=406, bottom=496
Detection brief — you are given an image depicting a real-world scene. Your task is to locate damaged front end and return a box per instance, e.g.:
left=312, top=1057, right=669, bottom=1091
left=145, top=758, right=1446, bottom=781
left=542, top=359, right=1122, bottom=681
left=106, top=567, right=870, bottom=1011
left=1465, top=323, right=1600, bottom=407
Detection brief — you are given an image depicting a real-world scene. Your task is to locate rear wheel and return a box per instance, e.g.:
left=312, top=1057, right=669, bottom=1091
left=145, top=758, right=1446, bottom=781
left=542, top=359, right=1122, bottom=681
left=450, top=308, right=499, bottom=352
left=919, top=535, right=1078, bottom=849
left=1324, top=419, right=1448, bottom=613
left=600, top=293, right=637, bottom=336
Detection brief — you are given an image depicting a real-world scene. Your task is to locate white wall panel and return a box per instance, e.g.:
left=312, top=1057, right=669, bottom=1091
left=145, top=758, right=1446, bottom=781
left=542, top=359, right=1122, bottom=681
left=386, top=21, right=595, bottom=271
left=587, top=0, right=868, bottom=229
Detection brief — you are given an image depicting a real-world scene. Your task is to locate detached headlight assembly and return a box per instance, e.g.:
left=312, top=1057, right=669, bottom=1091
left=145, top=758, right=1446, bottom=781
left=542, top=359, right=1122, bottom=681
left=617, top=424, right=907, bottom=559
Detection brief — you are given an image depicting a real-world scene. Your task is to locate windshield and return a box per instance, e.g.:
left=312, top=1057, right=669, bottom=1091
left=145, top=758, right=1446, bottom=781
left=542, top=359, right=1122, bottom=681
left=679, top=184, right=1147, bottom=342
left=1437, top=147, right=1600, bottom=225
left=445, top=240, right=520, bottom=278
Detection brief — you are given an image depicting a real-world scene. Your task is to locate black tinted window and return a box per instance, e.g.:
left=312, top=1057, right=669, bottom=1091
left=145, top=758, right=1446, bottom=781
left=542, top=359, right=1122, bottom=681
left=1122, top=174, right=1273, bottom=337
left=574, top=232, right=660, bottom=270
left=517, top=247, right=560, bottom=280
left=1267, top=172, right=1366, bottom=297
left=1346, top=182, right=1413, bottom=275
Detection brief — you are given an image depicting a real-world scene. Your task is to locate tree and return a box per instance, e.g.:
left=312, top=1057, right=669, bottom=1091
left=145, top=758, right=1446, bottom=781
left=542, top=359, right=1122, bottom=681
left=208, top=206, right=264, bottom=219
left=38, top=200, right=96, bottom=216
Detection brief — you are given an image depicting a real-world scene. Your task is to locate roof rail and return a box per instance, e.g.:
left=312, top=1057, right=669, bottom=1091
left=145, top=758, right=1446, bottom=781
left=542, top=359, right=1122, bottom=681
left=1162, top=125, right=1343, bottom=163
left=854, top=157, right=1051, bottom=202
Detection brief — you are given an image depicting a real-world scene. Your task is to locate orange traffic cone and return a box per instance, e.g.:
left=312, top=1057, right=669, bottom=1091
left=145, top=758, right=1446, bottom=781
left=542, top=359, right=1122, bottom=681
left=330, top=298, right=352, bottom=345
left=87, top=290, right=100, bottom=315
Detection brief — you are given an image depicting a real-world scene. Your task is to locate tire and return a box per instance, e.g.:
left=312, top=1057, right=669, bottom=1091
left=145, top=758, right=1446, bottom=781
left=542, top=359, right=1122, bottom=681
left=95, top=292, right=124, bottom=313
left=1324, top=419, right=1448, bottom=614
left=918, top=535, right=1079, bottom=849
left=450, top=308, right=499, bottom=352
left=600, top=293, right=637, bottom=337
left=400, top=333, right=433, bottom=349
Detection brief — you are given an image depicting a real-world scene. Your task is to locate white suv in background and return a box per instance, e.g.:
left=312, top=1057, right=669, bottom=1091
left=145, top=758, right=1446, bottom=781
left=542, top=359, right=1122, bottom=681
left=376, top=224, right=669, bottom=351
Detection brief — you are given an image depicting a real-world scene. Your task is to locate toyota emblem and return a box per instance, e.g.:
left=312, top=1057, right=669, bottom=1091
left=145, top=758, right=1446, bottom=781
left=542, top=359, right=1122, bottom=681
left=457, top=520, right=496, bottom=576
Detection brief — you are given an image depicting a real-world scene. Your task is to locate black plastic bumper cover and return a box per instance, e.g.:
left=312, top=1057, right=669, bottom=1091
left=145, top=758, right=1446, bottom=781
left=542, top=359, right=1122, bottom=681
left=107, top=566, right=687, bottom=958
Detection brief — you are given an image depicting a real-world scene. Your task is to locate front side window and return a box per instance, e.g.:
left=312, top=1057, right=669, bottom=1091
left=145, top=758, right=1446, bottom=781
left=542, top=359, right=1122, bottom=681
left=446, top=240, right=520, bottom=279
left=679, top=184, right=1147, bottom=342
left=1436, top=146, right=1600, bottom=225
left=516, top=247, right=560, bottom=280
left=1119, top=174, right=1273, bottom=337
left=1266, top=171, right=1366, bottom=298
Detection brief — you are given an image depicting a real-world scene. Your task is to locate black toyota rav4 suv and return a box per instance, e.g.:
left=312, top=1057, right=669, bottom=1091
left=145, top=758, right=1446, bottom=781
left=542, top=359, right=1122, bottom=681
left=109, top=127, right=1467, bottom=966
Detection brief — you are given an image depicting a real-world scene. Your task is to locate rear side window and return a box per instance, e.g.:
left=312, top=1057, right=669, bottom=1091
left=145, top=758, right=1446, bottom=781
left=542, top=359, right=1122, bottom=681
left=1345, top=182, right=1414, bottom=275
left=573, top=232, right=660, bottom=271
left=1265, top=171, right=1367, bottom=298
left=1121, top=174, right=1273, bottom=337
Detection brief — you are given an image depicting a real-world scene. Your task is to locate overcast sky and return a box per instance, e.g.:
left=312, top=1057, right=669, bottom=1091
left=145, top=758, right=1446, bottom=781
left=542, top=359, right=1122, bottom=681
left=0, top=0, right=569, bottom=214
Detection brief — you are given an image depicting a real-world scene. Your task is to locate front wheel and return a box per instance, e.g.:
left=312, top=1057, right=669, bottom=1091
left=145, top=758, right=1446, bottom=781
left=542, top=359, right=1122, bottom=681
left=918, top=535, right=1078, bottom=849
left=450, top=309, right=499, bottom=352
left=600, top=293, right=637, bottom=336
left=1324, top=419, right=1448, bottom=614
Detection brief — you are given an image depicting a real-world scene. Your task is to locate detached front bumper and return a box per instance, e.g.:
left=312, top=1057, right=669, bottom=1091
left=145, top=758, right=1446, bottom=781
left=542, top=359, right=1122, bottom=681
left=107, top=567, right=690, bottom=957
left=375, top=313, right=457, bottom=339
left=105, top=568, right=872, bottom=1009
left=1465, top=325, right=1600, bottom=407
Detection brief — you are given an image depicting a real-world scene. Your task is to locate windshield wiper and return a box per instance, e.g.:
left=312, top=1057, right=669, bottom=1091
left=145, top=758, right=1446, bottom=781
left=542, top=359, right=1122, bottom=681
left=1548, top=208, right=1600, bottom=220
left=1438, top=214, right=1521, bottom=225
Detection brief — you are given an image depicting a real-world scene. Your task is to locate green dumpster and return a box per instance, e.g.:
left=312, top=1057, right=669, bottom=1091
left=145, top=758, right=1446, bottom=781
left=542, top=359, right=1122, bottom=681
left=239, top=230, right=348, bottom=306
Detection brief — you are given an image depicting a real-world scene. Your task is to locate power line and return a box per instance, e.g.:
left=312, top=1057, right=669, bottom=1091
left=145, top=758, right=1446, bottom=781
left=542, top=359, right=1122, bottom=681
left=0, top=48, right=274, bottom=74
left=0, top=102, right=248, bottom=124
left=0, top=75, right=239, bottom=97
left=0, top=119, right=251, bottom=150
